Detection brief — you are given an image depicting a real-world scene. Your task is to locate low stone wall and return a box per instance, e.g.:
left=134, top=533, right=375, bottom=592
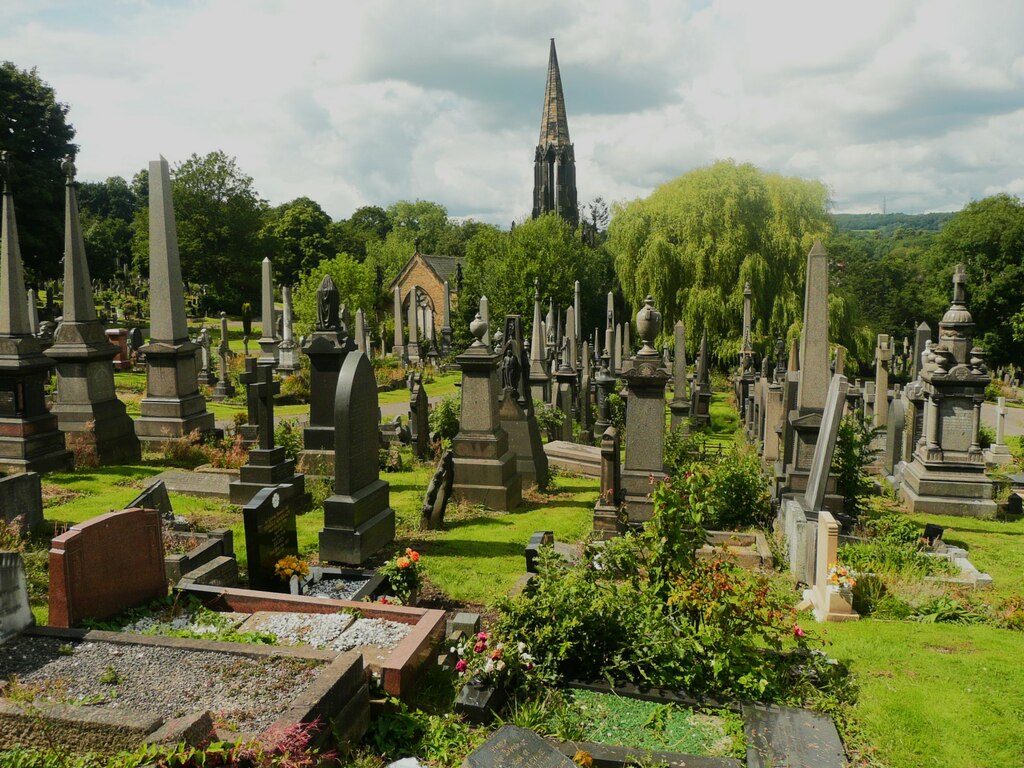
left=165, top=528, right=236, bottom=585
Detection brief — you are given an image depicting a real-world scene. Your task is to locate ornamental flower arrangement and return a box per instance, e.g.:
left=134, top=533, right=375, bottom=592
left=378, top=548, right=422, bottom=604
left=828, top=564, right=857, bottom=592
left=274, top=555, right=310, bottom=582
left=452, top=630, right=535, bottom=687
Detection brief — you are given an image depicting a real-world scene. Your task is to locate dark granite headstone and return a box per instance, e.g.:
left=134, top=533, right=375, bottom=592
left=129, top=479, right=174, bottom=521
left=525, top=531, right=554, bottom=573
left=462, top=725, right=574, bottom=768
left=0, top=471, right=43, bottom=530
left=319, top=352, right=395, bottom=564
left=0, top=552, right=33, bottom=643
left=242, top=484, right=299, bottom=591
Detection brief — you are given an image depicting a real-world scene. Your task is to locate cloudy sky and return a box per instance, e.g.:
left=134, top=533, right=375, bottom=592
left=3, top=0, right=1024, bottom=225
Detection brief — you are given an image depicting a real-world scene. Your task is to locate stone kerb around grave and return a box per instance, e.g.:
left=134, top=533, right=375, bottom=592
left=49, top=508, right=167, bottom=628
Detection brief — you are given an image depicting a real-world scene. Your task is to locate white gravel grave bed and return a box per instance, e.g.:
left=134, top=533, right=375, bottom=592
left=303, top=577, right=371, bottom=600
left=0, top=636, right=325, bottom=734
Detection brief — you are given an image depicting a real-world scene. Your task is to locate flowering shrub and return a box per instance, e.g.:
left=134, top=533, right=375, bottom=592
left=452, top=630, right=535, bottom=689
left=494, top=482, right=819, bottom=703
left=378, top=548, right=422, bottom=603
left=274, top=555, right=310, bottom=582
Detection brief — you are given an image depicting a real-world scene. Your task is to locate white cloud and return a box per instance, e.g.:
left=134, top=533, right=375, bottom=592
left=2, top=0, right=1023, bottom=222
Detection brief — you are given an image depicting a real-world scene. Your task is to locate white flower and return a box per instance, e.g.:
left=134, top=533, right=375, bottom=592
left=517, top=641, right=527, bottom=653
left=484, top=659, right=495, bottom=673
left=496, top=660, right=506, bottom=671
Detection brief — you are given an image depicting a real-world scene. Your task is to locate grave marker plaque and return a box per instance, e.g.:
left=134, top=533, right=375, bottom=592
left=463, top=725, right=574, bottom=768
left=243, top=485, right=299, bottom=591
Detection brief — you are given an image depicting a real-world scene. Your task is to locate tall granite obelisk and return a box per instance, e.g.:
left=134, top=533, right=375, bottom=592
left=134, top=157, right=215, bottom=441
left=0, top=152, right=72, bottom=473
left=48, top=157, right=141, bottom=464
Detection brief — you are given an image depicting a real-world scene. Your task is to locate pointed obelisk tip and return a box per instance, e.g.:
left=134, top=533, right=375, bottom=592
left=809, top=240, right=826, bottom=256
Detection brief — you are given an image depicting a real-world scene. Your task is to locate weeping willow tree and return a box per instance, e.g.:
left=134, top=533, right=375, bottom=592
left=608, top=161, right=833, bottom=365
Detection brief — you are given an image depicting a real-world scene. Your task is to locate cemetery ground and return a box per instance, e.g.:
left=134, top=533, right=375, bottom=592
left=5, top=388, right=1024, bottom=767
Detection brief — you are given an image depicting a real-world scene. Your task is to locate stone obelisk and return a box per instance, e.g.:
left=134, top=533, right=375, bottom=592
left=48, top=157, right=141, bottom=464
left=0, top=152, right=72, bottom=472
left=134, top=157, right=215, bottom=442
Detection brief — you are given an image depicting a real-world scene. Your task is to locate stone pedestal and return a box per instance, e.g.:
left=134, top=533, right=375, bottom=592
left=452, top=329, right=521, bottom=511
left=319, top=352, right=395, bottom=565
left=300, top=330, right=353, bottom=459
left=134, top=340, right=216, bottom=441
left=620, top=357, right=669, bottom=524
left=804, top=510, right=858, bottom=623
left=229, top=446, right=307, bottom=507
left=593, top=426, right=622, bottom=539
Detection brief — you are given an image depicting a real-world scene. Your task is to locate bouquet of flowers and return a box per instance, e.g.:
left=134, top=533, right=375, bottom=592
left=378, top=548, right=422, bottom=604
left=828, top=564, right=857, bottom=592
left=275, top=555, right=310, bottom=582
left=452, top=630, right=535, bottom=688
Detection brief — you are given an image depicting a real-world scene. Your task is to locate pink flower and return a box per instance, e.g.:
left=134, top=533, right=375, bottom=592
left=477, top=632, right=488, bottom=640
left=455, top=660, right=467, bottom=672
left=793, top=624, right=805, bottom=639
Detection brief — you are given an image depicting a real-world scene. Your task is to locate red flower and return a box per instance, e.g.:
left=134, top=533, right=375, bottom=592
left=473, top=641, right=486, bottom=653
left=455, top=660, right=467, bottom=672
left=396, top=557, right=411, bottom=570
left=793, top=624, right=805, bottom=639
left=406, top=548, right=420, bottom=562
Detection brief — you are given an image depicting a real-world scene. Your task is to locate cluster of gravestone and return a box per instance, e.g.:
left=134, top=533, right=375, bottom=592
left=729, top=240, right=1004, bottom=620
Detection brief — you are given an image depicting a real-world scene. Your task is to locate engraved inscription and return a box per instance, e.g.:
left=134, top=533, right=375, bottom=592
left=939, top=398, right=974, bottom=453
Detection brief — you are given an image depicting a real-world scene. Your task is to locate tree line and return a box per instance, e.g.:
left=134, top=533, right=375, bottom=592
left=4, top=60, right=1023, bottom=369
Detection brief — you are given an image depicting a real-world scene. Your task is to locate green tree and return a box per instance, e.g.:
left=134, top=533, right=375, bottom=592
left=386, top=199, right=452, bottom=253
left=930, top=194, right=1024, bottom=365
left=77, top=176, right=138, bottom=280
left=461, top=213, right=613, bottom=343
left=331, top=204, right=391, bottom=260
left=131, top=151, right=271, bottom=312
left=607, top=160, right=831, bottom=364
left=262, top=196, right=334, bottom=284
left=0, top=61, right=77, bottom=281
left=292, top=252, right=377, bottom=337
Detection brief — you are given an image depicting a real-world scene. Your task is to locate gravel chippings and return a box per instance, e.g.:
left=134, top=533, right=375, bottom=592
left=304, top=577, right=370, bottom=600
left=0, top=636, right=324, bottom=734
left=333, top=618, right=411, bottom=651
left=249, top=613, right=355, bottom=649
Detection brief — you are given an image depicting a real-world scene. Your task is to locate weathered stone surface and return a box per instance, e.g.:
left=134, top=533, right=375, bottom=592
left=743, top=703, right=847, bottom=768
left=804, top=375, right=849, bottom=513
left=0, top=552, right=33, bottom=643
left=127, top=479, right=173, bottom=520
left=797, top=241, right=829, bottom=411
left=49, top=508, right=167, bottom=628
left=320, top=352, right=396, bottom=564
left=0, top=471, right=42, bottom=529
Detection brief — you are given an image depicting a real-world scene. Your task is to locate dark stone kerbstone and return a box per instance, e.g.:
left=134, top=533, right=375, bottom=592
left=462, top=724, right=573, bottom=767
left=743, top=703, right=846, bottom=768
left=242, top=485, right=299, bottom=591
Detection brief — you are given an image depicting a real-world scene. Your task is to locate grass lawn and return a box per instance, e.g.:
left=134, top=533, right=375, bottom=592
left=821, top=620, right=1024, bottom=768
left=39, top=456, right=597, bottom=612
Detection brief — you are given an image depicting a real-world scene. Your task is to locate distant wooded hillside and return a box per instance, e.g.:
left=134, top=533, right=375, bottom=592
left=832, top=212, right=956, bottom=233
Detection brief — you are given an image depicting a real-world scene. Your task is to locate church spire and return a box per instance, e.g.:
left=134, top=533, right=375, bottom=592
left=532, top=39, right=578, bottom=226
left=539, top=38, right=571, bottom=147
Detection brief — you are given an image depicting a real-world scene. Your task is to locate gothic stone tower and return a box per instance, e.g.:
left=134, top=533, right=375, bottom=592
left=532, top=39, right=578, bottom=227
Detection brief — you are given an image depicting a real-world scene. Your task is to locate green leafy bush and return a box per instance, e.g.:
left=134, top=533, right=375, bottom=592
left=273, top=419, right=303, bottom=461
left=831, top=414, right=882, bottom=516
left=533, top=401, right=566, bottom=440
left=429, top=395, right=461, bottom=442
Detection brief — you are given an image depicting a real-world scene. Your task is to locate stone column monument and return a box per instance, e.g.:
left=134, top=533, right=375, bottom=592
left=690, top=330, right=712, bottom=428
left=392, top=286, right=405, bottom=360
left=133, top=157, right=215, bottom=442
left=211, top=312, right=235, bottom=401
left=452, top=314, right=522, bottom=510
left=48, top=157, right=141, bottom=465
left=528, top=280, right=550, bottom=403
left=873, top=334, right=892, bottom=431
left=620, top=296, right=670, bottom=525
left=498, top=314, right=548, bottom=490
left=258, top=257, right=279, bottom=366
left=0, top=152, right=72, bottom=473
left=669, top=321, right=690, bottom=431
left=277, top=285, right=299, bottom=372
